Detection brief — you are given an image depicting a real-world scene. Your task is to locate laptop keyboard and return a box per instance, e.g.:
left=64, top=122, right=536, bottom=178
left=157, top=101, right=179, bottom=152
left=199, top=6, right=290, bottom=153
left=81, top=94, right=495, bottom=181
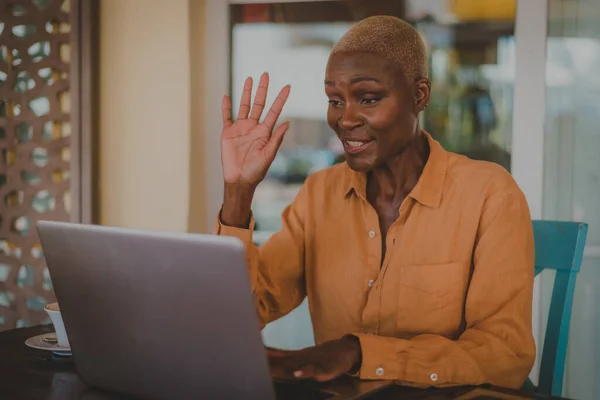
left=273, top=381, right=335, bottom=400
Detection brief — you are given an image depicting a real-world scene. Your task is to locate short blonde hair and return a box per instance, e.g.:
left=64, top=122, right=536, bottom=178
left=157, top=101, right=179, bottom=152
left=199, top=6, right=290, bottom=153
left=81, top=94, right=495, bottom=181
left=330, top=16, right=428, bottom=84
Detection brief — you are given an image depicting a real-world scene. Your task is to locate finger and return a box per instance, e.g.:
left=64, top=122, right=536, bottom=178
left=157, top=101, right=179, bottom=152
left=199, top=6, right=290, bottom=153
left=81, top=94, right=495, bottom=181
left=238, top=77, right=253, bottom=119
left=222, top=95, right=233, bottom=128
left=249, top=72, right=269, bottom=121
left=296, top=364, right=339, bottom=382
left=293, top=364, right=316, bottom=380
left=264, top=121, right=290, bottom=157
left=262, top=84, right=291, bottom=131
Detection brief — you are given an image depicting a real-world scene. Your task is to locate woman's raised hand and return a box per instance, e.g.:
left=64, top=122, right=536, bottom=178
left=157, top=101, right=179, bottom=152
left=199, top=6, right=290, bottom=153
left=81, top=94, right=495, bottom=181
left=221, top=72, right=291, bottom=186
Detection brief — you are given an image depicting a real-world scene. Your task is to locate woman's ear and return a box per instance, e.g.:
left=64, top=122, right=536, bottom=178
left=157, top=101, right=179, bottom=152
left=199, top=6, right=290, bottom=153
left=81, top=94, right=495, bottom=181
left=414, top=78, right=431, bottom=113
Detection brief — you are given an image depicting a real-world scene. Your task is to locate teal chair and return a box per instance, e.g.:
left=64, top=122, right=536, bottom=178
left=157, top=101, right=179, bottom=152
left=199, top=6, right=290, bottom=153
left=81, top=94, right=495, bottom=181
left=523, top=220, right=588, bottom=397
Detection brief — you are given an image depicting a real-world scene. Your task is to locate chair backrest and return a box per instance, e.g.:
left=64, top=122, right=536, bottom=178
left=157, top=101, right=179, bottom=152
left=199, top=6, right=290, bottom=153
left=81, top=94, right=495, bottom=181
left=532, top=220, right=588, bottom=397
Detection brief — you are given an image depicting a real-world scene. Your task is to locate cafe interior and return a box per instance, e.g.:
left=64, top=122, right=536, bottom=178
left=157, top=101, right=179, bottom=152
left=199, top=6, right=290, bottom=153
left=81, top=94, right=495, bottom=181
left=0, top=0, right=599, bottom=399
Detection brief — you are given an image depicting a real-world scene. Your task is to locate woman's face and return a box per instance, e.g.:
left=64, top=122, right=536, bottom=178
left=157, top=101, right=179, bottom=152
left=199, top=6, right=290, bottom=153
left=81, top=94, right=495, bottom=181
left=325, top=52, right=424, bottom=172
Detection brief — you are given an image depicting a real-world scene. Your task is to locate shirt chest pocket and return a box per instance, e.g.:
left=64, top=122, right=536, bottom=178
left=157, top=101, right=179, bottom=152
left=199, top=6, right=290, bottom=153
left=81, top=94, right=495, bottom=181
left=396, top=262, right=468, bottom=338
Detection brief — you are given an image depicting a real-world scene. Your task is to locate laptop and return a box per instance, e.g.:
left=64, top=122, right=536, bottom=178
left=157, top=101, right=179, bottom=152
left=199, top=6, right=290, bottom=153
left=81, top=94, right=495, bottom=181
left=37, top=221, right=391, bottom=400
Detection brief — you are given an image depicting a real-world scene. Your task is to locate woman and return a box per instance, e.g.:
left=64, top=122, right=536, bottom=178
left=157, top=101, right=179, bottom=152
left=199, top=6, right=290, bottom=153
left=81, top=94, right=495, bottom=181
left=216, top=16, right=535, bottom=389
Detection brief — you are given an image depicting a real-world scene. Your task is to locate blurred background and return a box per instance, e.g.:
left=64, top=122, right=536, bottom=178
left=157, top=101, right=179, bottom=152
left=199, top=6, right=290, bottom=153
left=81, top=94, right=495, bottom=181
left=231, top=1, right=516, bottom=237
left=0, top=0, right=599, bottom=398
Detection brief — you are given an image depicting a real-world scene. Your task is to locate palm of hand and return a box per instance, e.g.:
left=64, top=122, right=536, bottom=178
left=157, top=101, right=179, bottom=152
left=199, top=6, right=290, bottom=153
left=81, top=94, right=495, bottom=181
left=221, top=119, right=272, bottom=184
left=221, top=73, right=291, bottom=186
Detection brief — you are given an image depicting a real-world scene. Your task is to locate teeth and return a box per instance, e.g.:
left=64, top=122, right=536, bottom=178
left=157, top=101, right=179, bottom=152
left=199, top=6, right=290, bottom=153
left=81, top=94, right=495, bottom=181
left=346, top=141, right=365, bottom=147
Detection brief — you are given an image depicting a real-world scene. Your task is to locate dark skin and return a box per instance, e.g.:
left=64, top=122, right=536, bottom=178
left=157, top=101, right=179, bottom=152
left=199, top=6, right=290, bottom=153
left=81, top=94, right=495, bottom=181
left=267, top=336, right=362, bottom=381
left=326, top=52, right=430, bottom=258
left=219, top=52, right=430, bottom=382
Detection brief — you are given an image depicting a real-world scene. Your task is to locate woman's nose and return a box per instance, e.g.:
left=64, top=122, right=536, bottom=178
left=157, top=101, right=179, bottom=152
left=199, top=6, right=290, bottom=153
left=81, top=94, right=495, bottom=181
left=338, top=104, right=363, bottom=130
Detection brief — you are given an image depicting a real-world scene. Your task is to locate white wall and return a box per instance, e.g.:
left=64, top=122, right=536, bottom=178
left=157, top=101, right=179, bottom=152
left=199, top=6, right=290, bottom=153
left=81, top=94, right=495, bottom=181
left=99, top=0, right=192, bottom=231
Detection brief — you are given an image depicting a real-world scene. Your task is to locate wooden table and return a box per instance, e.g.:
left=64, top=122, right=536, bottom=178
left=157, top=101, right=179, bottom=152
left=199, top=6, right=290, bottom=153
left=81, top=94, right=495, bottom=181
left=0, top=326, right=569, bottom=400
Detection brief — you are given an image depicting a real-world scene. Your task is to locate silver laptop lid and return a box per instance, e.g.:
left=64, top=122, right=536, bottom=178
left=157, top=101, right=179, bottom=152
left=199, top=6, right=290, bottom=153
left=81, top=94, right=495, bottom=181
left=37, top=221, right=275, bottom=400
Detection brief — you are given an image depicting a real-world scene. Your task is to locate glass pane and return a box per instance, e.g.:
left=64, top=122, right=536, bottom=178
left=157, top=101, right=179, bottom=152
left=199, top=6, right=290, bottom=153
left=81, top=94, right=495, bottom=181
left=27, top=41, right=51, bottom=62
left=0, top=264, right=10, bottom=282
left=231, top=22, right=347, bottom=236
left=15, top=122, right=33, bottom=143
left=17, top=264, right=35, bottom=288
left=14, top=71, right=35, bottom=93
left=415, top=21, right=515, bottom=173
left=33, top=0, right=52, bottom=11
left=230, top=0, right=516, bottom=239
left=11, top=24, right=36, bottom=39
left=542, top=1, right=600, bottom=399
left=26, top=296, right=47, bottom=311
left=29, top=96, right=50, bottom=117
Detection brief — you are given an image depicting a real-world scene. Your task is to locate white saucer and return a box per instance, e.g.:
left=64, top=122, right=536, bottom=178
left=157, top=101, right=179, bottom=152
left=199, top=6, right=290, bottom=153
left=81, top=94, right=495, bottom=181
left=25, top=332, right=72, bottom=356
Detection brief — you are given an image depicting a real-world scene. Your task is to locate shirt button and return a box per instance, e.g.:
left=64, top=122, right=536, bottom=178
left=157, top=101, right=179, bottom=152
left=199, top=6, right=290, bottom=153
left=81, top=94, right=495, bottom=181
left=368, top=230, right=376, bottom=239
left=375, top=367, right=384, bottom=377
left=367, top=279, right=375, bottom=288
left=430, top=373, right=439, bottom=382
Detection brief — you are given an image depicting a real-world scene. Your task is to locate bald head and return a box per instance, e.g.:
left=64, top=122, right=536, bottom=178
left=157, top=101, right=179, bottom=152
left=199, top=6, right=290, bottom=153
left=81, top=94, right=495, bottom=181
left=330, top=16, right=428, bottom=84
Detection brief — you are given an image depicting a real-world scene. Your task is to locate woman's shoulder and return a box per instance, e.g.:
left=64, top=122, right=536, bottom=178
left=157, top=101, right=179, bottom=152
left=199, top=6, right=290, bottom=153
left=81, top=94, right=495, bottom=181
left=445, top=153, right=523, bottom=197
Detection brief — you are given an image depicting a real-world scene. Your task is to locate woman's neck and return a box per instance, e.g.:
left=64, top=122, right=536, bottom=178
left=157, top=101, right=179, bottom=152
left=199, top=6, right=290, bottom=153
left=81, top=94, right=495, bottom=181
left=367, top=132, right=429, bottom=204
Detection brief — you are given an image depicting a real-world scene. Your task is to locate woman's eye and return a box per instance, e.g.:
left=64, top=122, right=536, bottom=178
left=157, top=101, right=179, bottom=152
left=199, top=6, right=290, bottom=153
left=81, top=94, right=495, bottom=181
left=328, top=99, right=343, bottom=107
left=361, top=97, right=381, bottom=105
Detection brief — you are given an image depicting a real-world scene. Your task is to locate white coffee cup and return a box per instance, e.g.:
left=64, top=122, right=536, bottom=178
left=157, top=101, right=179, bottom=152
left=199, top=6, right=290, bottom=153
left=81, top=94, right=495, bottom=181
left=44, top=302, right=70, bottom=348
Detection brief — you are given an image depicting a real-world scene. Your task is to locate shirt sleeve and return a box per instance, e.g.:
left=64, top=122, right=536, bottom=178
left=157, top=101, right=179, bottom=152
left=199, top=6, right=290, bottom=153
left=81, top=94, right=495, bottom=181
left=214, top=181, right=310, bottom=328
left=353, top=189, right=536, bottom=389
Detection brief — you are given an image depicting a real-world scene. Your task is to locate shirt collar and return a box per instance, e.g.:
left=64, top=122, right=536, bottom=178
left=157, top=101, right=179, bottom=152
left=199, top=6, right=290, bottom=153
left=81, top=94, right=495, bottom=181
left=343, top=131, right=448, bottom=209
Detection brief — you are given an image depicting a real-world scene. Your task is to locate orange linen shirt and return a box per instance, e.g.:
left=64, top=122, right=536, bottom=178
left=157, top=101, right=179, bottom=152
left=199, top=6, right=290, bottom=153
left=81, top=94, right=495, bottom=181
left=215, top=132, right=535, bottom=389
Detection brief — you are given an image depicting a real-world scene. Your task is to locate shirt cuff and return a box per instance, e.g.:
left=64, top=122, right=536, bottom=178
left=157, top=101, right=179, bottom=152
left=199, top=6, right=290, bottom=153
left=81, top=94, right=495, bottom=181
left=353, top=333, right=408, bottom=380
left=214, top=209, right=255, bottom=246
